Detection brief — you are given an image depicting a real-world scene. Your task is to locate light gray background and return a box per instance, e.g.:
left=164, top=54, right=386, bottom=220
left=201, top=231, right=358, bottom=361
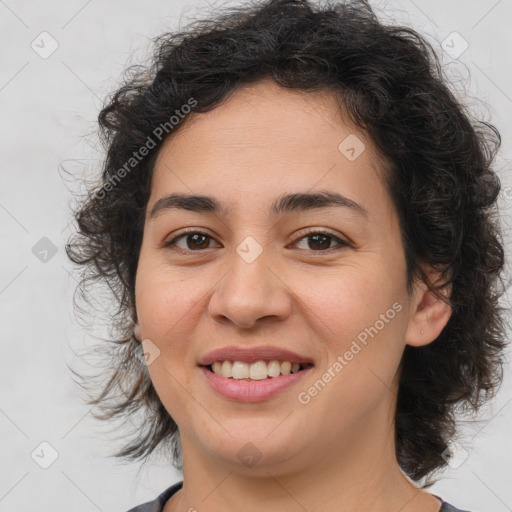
left=1, top=0, right=511, bottom=511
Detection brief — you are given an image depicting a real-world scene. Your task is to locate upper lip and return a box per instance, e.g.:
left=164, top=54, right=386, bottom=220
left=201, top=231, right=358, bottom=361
left=197, top=345, right=314, bottom=366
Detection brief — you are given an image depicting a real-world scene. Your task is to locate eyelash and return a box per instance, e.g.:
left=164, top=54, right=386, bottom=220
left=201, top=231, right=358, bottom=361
left=163, top=228, right=351, bottom=254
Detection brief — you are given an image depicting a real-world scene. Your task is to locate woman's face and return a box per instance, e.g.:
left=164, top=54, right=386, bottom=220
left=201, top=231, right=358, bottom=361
left=134, top=79, right=437, bottom=474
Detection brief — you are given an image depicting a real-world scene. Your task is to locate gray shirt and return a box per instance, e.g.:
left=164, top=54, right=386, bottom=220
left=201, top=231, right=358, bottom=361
left=125, top=481, right=472, bottom=512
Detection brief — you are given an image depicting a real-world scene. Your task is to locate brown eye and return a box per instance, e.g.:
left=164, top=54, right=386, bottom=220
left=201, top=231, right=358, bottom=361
left=304, top=233, right=332, bottom=250
left=164, top=231, right=216, bottom=251
left=292, top=231, right=350, bottom=252
left=163, top=229, right=350, bottom=254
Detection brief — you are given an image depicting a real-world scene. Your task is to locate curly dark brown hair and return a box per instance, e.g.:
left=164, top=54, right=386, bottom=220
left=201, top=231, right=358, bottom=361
left=65, top=0, right=509, bottom=484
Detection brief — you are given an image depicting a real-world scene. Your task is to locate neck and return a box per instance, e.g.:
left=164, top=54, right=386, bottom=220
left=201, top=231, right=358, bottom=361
left=165, top=401, right=441, bottom=512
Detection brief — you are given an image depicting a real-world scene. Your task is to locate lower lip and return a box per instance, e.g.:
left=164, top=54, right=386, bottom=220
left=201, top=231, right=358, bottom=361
left=199, top=366, right=313, bottom=403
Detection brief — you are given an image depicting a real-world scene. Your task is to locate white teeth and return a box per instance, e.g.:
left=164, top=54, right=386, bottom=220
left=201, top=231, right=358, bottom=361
left=268, top=360, right=281, bottom=377
left=232, top=361, right=249, bottom=379
left=209, top=360, right=306, bottom=379
left=212, top=361, right=222, bottom=375
left=249, top=361, right=268, bottom=380
left=220, top=360, right=232, bottom=378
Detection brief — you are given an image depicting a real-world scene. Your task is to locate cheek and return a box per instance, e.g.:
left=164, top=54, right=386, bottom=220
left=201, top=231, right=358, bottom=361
left=135, top=262, right=205, bottom=423
left=298, top=264, right=397, bottom=340
left=297, top=266, right=407, bottom=385
left=135, top=256, right=204, bottom=339
left=300, top=278, right=406, bottom=424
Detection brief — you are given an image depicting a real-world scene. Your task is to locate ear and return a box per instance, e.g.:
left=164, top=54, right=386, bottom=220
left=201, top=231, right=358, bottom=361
left=404, top=270, right=452, bottom=348
left=131, top=311, right=142, bottom=343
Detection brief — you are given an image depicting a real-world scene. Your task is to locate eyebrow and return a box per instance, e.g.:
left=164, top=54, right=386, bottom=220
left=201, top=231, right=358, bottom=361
left=149, top=190, right=368, bottom=219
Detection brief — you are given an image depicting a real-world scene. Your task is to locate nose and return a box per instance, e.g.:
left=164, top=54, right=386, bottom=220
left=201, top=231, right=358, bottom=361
left=207, top=242, right=292, bottom=330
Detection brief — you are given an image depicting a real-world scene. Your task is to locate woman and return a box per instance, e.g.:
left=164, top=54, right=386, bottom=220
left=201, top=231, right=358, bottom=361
left=65, top=0, right=508, bottom=511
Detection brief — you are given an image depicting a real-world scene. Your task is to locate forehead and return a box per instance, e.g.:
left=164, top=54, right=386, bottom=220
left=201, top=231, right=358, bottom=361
left=149, top=80, right=393, bottom=223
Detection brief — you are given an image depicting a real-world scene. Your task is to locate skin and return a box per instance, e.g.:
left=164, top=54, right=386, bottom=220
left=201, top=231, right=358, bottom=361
left=134, top=78, right=452, bottom=512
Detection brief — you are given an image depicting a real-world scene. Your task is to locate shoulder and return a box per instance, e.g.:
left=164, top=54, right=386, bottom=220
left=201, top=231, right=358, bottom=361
left=125, top=481, right=183, bottom=512
left=439, top=501, right=474, bottom=512
left=124, top=485, right=473, bottom=512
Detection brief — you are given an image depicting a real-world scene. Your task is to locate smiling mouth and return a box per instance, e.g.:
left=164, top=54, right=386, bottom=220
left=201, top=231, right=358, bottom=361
left=202, top=361, right=314, bottom=380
